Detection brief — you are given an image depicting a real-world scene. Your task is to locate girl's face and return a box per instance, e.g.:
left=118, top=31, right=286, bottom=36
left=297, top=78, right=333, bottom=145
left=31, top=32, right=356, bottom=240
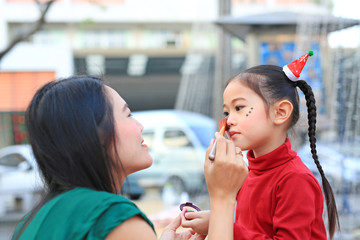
left=105, top=86, right=153, bottom=179
left=223, top=80, right=277, bottom=156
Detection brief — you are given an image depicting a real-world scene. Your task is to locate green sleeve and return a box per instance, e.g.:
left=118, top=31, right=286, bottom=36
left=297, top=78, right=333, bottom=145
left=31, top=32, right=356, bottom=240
left=88, top=201, right=155, bottom=239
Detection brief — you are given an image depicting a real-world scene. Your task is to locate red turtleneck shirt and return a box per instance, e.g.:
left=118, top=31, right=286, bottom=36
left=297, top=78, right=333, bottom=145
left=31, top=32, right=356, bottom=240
left=234, top=138, right=327, bottom=239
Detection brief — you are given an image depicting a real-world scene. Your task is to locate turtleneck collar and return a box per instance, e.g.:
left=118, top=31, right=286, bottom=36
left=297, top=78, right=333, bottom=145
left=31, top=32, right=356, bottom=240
left=246, top=138, right=297, bottom=172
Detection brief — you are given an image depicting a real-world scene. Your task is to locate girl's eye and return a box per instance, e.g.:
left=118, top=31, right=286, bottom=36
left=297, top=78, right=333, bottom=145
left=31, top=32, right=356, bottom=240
left=235, top=106, right=244, bottom=111
left=128, top=113, right=133, bottom=117
left=223, top=111, right=229, bottom=117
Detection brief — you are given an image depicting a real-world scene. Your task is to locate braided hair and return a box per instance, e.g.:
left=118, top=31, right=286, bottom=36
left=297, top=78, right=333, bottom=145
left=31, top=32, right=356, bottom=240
left=227, top=65, right=340, bottom=239
left=294, top=80, right=340, bottom=238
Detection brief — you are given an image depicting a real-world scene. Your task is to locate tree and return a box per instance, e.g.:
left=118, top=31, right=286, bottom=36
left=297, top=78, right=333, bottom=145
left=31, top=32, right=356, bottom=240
left=0, top=0, right=55, bottom=62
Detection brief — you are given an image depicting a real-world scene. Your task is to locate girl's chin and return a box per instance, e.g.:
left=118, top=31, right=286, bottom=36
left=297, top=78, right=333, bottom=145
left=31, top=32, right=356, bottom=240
left=234, top=142, right=249, bottom=152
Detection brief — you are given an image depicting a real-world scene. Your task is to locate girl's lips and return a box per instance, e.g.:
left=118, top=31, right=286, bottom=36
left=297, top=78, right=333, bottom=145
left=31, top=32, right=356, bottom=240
left=229, top=131, right=241, bottom=139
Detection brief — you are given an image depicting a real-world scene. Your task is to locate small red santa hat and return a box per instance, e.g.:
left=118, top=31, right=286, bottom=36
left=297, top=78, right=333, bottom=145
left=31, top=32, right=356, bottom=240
left=283, top=50, right=313, bottom=81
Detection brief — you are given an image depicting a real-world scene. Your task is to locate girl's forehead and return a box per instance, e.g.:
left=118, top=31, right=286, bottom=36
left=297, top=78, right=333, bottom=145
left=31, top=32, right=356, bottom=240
left=227, top=79, right=250, bottom=88
left=223, top=80, right=261, bottom=104
left=224, top=80, right=251, bottom=96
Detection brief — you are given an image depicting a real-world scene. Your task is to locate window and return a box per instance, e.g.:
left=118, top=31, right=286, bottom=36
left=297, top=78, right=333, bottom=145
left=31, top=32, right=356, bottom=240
left=189, top=125, right=214, bottom=148
left=142, top=131, right=155, bottom=150
left=163, top=129, right=193, bottom=148
left=0, top=153, right=27, bottom=168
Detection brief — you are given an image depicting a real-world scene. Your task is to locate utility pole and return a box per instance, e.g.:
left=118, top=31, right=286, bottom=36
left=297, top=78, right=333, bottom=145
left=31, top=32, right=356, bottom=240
left=213, top=0, right=232, bottom=123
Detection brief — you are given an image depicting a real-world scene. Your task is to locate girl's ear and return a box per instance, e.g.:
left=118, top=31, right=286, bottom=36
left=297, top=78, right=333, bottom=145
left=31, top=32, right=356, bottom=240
left=273, top=100, right=293, bottom=125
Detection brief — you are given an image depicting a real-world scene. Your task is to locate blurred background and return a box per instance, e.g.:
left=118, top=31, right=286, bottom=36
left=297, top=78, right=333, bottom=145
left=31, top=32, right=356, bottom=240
left=0, top=0, right=360, bottom=239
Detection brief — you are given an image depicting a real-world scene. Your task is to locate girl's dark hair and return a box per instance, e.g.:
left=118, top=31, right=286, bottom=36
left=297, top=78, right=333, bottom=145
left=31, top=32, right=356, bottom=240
left=228, top=65, right=340, bottom=239
left=14, top=75, right=123, bottom=239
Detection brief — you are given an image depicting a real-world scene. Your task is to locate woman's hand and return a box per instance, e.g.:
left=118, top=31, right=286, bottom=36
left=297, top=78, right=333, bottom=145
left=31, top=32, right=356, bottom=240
left=204, top=133, right=249, bottom=240
left=181, top=209, right=210, bottom=235
left=159, top=214, right=206, bottom=240
left=205, top=133, right=248, bottom=201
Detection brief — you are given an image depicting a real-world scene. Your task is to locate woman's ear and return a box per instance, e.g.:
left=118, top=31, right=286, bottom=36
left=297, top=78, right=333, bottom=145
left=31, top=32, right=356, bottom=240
left=273, top=100, right=293, bottom=125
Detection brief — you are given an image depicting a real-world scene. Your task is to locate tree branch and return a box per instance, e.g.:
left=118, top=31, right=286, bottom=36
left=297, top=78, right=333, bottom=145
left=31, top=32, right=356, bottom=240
left=0, top=0, right=55, bottom=62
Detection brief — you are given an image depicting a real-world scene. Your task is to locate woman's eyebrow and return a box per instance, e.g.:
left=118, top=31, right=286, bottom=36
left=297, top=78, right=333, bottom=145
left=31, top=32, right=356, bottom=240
left=122, top=103, right=129, bottom=112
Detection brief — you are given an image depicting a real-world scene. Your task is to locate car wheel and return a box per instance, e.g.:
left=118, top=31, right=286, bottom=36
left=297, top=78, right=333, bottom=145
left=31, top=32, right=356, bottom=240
left=165, top=176, right=186, bottom=199
left=129, top=194, right=142, bottom=200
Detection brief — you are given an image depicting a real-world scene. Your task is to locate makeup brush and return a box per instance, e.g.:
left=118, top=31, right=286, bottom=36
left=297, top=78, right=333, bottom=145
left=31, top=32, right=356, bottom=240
left=209, top=118, right=228, bottom=160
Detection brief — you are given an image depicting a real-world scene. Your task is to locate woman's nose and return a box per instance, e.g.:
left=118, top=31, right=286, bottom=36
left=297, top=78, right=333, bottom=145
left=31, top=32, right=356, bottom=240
left=137, top=120, right=144, bottom=132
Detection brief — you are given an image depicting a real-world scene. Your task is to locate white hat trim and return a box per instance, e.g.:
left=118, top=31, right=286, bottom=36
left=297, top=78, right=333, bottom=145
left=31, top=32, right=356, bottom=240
left=283, top=65, right=299, bottom=82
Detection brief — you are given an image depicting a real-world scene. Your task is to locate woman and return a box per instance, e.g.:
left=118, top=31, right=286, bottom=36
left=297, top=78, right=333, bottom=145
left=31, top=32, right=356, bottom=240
left=12, top=75, right=217, bottom=239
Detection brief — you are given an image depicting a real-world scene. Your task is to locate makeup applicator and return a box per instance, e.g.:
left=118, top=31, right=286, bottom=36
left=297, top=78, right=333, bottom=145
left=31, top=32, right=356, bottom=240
left=209, top=118, right=228, bottom=160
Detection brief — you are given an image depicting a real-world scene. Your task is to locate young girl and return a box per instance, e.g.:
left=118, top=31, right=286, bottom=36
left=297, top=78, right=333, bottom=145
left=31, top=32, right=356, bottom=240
left=12, top=76, right=211, bottom=240
left=182, top=52, right=340, bottom=239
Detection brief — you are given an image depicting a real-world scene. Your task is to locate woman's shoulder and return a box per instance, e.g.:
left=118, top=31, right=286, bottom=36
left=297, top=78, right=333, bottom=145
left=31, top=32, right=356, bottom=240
left=63, top=187, right=127, bottom=198
left=54, top=187, right=144, bottom=219
left=48, top=187, right=135, bottom=212
left=14, top=188, right=153, bottom=239
left=63, top=187, right=133, bottom=203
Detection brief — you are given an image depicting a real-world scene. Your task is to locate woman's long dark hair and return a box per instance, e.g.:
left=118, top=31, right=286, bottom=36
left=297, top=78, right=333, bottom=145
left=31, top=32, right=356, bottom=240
left=228, top=65, right=340, bottom=239
left=13, top=75, right=122, bottom=239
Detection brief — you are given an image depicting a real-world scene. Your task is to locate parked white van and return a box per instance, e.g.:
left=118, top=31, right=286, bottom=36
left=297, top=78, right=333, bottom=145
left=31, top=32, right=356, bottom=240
left=0, top=145, right=145, bottom=215
left=131, top=110, right=216, bottom=197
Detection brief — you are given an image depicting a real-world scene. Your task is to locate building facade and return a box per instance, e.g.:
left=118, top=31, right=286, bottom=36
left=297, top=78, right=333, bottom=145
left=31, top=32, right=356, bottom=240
left=0, top=0, right=339, bottom=147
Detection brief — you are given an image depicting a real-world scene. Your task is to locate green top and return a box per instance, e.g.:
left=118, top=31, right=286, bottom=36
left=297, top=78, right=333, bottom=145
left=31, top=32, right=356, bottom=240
left=12, top=188, right=154, bottom=240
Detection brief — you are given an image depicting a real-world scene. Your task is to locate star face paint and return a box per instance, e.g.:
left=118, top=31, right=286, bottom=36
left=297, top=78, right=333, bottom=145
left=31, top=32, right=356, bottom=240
left=246, top=107, right=254, bottom=117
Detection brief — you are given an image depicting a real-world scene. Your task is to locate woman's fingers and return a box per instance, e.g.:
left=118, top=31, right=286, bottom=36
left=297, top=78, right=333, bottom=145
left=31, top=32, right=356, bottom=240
left=204, top=133, right=248, bottom=200
left=165, top=214, right=181, bottom=231
left=235, top=147, right=242, bottom=156
left=205, top=138, right=215, bottom=160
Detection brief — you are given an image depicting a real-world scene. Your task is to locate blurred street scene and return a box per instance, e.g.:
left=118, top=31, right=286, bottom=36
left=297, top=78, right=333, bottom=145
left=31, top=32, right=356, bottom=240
left=1, top=0, right=360, bottom=239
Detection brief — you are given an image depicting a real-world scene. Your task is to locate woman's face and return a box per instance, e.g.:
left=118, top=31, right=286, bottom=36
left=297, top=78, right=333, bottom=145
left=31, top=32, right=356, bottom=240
left=223, top=80, right=277, bottom=156
left=105, top=86, right=153, bottom=179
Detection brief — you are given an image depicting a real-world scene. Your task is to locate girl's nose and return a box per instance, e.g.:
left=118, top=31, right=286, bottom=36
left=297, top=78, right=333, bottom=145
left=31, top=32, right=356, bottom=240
left=226, top=114, right=236, bottom=126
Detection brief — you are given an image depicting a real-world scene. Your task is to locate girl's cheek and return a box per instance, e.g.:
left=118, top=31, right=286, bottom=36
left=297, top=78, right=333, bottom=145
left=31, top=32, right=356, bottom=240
left=239, top=118, right=252, bottom=130
left=239, top=108, right=258, bottom=128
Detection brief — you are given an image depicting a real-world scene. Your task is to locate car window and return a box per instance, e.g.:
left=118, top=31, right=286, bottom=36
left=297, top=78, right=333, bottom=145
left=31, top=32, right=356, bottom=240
left=0, top=153, right=27, bottom=167
left=142, top=131, right=155, bottom=150
left=163, top=129, right=193, bottom=148
left=189, top=125, right=214, bottom=148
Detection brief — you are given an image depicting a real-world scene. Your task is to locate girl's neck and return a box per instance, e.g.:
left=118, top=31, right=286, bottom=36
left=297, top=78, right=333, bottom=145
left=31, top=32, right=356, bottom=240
left=252, top=135, right=287, bottom=158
